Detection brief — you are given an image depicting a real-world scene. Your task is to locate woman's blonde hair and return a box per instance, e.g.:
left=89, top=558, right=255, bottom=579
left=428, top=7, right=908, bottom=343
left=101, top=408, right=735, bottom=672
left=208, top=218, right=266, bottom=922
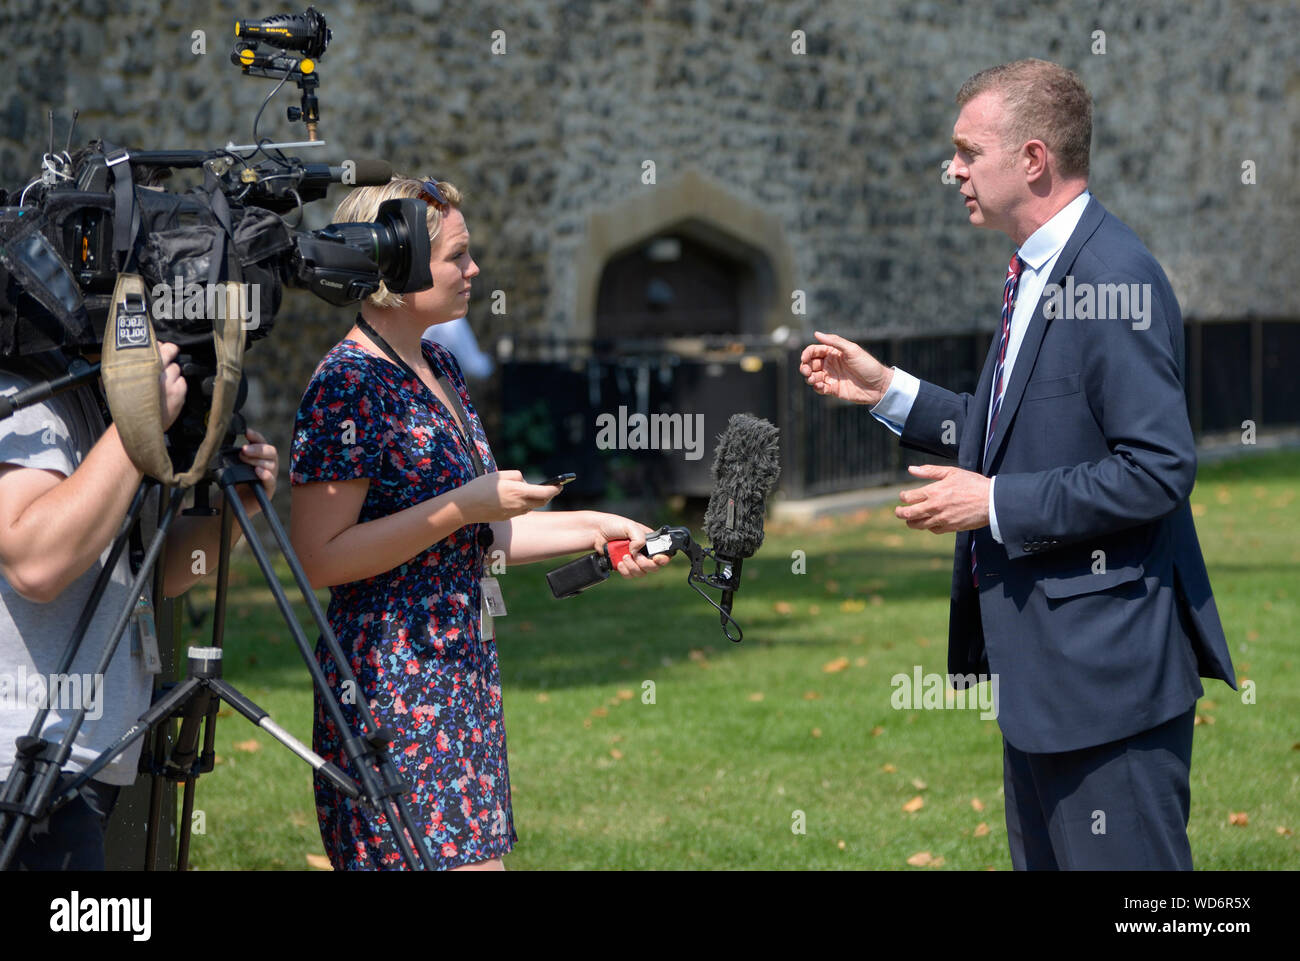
left=331, top=175, right=463, bottom=309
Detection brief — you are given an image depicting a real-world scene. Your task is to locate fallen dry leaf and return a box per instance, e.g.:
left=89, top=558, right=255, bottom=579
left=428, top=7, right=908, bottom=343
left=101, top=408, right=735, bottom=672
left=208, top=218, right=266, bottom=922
left=974, top=822, right=990, bottom=837
left=305, top=854, right=333, bottom=871
left=902, top=795, right=925, bottom=813
left=803, top=691, right=821, bottom=700
left=1277, top=826, right=1293, bottom=837
left=1229, top=811, right=1249, bottom=826
left=839, top=599, right=865, bottom=613
left=535, top=692, right=550, bottom=703
left=1194, top=714, right=1215, bottom=726
left=617, top=689, right=634, bottom=701
left=906, top=850, right=933, bottom=866
left=837, top=840, right=846, bottom=850
left=773, top=601, right=793, bottom=615
left=823, top=657, right=850, bottom=673
left=747, top=692, right=765, bottom=702
left=911, top=778, right=927, bottom=790
left=853, top=656, right=868, bottom=667
left=609, top=749, right=623, bottom=760
left=971, top=798, right=985, bottom=812
left=871, top=725, right=884, bottom=737
left=881, top=763, right=897, bottom=773
left=810, top=728, right=822, bottom=738
left=592, top=707, right=608, bottom=718
left=233, top=739, right=261, bottom=753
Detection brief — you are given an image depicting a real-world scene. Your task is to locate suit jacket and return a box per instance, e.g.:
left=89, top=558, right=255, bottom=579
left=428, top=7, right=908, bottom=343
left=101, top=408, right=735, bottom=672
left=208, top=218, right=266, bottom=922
left=900, top=196, right=1236, bottom=754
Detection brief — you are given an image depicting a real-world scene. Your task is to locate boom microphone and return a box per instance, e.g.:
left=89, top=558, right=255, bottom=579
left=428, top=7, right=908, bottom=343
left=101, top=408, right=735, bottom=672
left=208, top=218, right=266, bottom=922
left=703, top=413, right=781, bottom=624
left=242, top=157, right=394, bottom=212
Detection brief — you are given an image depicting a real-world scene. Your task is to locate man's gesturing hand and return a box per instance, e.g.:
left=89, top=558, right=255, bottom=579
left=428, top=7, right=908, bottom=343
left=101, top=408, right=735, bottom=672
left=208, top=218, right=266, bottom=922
left=895, top=464, right=991, bottom=533
left=799, top=331, right=894, bottom=406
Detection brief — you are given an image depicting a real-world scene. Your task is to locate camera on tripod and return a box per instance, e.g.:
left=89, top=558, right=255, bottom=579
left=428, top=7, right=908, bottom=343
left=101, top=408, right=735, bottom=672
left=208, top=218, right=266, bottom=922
left=0, top=6, right=445, bottom=872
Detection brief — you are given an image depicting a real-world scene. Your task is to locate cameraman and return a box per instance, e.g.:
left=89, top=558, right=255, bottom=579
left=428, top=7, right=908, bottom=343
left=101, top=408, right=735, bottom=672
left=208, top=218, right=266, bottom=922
left=0, top=342, right=279, bottom=869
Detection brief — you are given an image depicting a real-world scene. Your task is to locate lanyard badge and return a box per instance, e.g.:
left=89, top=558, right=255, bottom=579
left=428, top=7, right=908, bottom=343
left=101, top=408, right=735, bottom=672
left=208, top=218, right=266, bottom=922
left=132, top=592, right=163, bottom=674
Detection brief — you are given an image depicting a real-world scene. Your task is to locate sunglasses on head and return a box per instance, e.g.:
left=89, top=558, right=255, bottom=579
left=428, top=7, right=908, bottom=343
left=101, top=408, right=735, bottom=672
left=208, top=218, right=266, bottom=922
left=419, top=179, right=449, bottom=208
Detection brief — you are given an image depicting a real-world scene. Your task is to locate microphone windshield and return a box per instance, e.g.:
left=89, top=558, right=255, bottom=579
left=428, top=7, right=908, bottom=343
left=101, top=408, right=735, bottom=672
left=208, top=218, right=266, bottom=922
left=703, top=413, right=780, bottom=560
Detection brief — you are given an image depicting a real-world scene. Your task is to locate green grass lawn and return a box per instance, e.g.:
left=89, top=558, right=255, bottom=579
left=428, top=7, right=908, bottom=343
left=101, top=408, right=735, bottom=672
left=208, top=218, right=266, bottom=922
left=177, top=449, right=1300, bottom=870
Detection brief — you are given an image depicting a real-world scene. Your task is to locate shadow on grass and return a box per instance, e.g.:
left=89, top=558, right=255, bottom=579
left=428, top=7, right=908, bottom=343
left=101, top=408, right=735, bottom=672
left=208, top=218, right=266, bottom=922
left=187, top=542, right=955, bottom=695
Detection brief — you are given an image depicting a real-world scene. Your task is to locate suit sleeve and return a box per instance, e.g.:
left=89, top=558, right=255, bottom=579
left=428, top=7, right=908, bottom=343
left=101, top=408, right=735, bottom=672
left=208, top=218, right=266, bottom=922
left=992, top=268, right=1196, bottom=560
left=899, top=379, right=971, bottom=459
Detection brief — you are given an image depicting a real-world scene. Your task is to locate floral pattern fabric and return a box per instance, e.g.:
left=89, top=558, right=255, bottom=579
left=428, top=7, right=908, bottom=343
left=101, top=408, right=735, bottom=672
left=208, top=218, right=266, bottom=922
left=290, top=336, right=514, bottom=870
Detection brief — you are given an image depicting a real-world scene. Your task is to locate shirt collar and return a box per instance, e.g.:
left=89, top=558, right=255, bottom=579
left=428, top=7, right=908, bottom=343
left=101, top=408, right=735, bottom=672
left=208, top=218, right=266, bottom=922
left=1016, top=189, right=1092, bottom=271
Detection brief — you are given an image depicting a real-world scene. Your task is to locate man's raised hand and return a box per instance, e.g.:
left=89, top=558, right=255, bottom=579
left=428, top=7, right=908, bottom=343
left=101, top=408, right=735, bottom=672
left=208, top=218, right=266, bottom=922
left=799, top=331, right=894, bottom=406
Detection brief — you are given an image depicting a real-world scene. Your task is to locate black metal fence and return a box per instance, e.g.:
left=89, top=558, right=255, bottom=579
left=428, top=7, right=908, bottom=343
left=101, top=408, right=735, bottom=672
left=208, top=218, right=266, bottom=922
left=500, top=318, right=1300, bottom=502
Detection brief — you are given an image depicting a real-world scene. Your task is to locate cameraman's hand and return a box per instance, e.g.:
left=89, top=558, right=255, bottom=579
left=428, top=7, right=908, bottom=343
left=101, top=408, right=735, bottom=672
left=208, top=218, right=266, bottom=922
left=457, top=470, right=559, bottom=523
left=799, top=331, right=893, bottom=406
left=158, top=341, right=187, bottom=429
left=234, top=427, right=279, bottom=517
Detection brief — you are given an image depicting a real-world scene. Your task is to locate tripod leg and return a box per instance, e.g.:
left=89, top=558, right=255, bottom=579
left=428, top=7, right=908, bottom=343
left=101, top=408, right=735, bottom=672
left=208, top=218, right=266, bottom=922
left=218, top=471, right=434, bottom=870
left=0, top=485, right=186, bottom=872
left=207, top=678, right=359, bottom=797
left=158, top=492, right=236, bottom=870
left=176, top=776, right=198, bottom=871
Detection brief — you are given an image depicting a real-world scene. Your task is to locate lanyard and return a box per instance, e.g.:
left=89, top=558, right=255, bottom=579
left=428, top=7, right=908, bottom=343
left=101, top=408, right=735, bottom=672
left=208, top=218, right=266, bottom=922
left=355, top=315, right=487, bottom=478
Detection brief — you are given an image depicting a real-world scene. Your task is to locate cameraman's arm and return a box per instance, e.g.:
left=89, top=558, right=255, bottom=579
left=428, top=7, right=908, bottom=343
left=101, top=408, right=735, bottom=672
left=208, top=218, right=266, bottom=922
left=0, top=423, right=144, bottom=603
left=0, top=344, right=185, bottom=604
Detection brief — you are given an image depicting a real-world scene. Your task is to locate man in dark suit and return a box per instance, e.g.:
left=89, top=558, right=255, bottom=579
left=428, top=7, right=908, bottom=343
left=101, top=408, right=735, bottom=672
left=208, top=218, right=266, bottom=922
left=799, top=59, right=1235, bottom=870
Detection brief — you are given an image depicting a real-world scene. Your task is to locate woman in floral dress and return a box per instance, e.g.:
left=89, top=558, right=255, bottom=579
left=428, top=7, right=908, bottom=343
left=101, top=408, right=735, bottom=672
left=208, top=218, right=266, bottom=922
left=289, top=177, right=668, bottom=870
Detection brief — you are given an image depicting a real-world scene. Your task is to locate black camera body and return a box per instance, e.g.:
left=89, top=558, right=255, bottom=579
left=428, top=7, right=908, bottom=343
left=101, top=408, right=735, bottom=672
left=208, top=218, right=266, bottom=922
left=0, top=4, right=430, bottom=365
left=0, top=147, right=430, bottom=359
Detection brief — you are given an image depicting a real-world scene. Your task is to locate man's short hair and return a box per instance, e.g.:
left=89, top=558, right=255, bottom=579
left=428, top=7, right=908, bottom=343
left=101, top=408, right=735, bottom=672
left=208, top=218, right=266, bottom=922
left=956, top=59, right=1092, bottom=179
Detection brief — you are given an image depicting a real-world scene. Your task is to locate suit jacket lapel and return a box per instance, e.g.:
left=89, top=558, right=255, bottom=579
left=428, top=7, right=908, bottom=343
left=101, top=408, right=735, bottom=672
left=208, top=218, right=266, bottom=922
left=982, top=196, right=1107, bottom=473
left=965, top=334, right=1000, bottom=471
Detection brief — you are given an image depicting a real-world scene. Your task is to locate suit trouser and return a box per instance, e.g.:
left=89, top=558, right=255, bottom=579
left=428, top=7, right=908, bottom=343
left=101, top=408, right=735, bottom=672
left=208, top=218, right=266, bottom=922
left=1002, top=706, right=1196, bottom=870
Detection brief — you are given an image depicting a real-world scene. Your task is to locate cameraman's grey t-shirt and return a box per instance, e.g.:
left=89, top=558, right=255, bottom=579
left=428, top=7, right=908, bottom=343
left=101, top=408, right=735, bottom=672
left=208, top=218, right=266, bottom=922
left=0, top=370, right=156, bottom=787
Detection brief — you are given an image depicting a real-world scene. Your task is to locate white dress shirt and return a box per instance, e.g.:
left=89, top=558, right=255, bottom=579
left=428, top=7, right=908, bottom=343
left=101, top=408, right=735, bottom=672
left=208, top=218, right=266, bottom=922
left=869, top=190, right=1092, bottom=542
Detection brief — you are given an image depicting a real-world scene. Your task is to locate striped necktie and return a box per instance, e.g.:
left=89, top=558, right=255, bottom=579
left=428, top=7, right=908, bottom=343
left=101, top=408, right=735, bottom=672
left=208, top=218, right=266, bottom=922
left=971, top=253, right=1024, bottom=588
